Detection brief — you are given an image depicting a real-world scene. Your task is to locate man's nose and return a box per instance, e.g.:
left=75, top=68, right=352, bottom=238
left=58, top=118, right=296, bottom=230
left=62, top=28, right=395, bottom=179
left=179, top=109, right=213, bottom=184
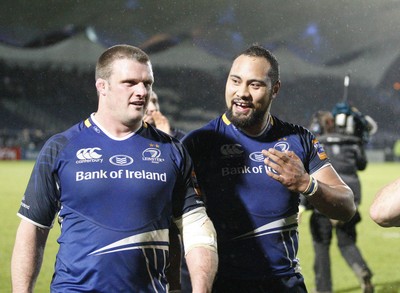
left=236, top=84, right=250, bottom=98
left=135, top=82, right=148, bottom=97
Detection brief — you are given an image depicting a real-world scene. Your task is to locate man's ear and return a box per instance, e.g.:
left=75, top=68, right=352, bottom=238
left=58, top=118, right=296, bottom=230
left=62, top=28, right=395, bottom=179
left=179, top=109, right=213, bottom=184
left=272, top=80, right=281, bottom=97
left=95, top=78, right=107, bottom=96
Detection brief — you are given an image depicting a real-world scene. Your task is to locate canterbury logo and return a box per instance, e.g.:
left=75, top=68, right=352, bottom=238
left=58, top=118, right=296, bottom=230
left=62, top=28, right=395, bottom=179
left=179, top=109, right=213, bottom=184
left=220, top=144, right=243, bottom=156
left=76, top=148, right=102, bottom=160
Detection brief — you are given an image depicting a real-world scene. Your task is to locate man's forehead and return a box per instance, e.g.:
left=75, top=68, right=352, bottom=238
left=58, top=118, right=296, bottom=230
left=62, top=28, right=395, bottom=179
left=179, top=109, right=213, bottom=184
left=232, top=55, right=269, bottom=67
left=230, top=55, right=270, bottom=79
left=112, top=58, right=152, bottom=72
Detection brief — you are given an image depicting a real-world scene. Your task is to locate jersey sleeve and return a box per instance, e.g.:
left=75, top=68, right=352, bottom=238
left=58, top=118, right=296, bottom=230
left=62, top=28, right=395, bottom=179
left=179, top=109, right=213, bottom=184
left=171, top=139, right=205, bottom=219
left=17, top=134, right=67, bottom=228
left=302, top=128, right=330, bottom=174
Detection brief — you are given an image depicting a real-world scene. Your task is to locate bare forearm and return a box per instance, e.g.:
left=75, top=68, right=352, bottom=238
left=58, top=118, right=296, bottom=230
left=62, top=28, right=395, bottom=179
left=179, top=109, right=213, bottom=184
left=307, top=182, right=356, bottom=221
left=176, top=207, right=218, bottom=292
left=370, top=177, right=400, bottom=227
left=185, top=247, right=218, bottom=293
left=262, top=149, right=356, bottom=221
left=11, top=220, right=49, bottom=293
left=11, top=247, right=44, bottom=293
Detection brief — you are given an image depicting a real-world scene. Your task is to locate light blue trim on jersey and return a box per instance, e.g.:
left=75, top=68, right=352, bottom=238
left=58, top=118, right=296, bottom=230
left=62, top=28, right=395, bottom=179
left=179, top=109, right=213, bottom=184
left=232, top=214, right=298, bottom=240
left=88, top=228, right=169, bottom=256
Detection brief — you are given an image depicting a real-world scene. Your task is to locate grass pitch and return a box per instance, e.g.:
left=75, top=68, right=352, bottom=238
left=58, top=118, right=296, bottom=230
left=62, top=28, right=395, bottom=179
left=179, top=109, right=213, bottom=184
left=0, top=161, right=60, bottom=292
left=1, top=161, right=399, bottom=292
left=299, top=162, right=400, bottom=292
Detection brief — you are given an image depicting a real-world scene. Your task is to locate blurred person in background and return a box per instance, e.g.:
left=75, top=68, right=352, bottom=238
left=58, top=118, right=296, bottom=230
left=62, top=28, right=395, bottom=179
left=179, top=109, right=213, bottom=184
left=144, top=90, right=186, bottom=292
left=143, top=90, right=185, bottom=140
left=302, top=108, right=375, bottom=293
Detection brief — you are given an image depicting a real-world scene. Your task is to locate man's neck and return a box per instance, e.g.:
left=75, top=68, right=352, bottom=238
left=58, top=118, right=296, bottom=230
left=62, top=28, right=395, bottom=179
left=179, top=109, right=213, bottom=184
left=240, top=114, right=271, bottom=137
left=91, top=113, right=142, bottom=138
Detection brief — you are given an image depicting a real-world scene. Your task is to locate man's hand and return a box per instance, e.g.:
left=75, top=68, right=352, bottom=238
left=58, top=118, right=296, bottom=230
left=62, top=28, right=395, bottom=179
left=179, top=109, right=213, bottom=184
left=262, top=148, right=309, bottom=193
left=262, top=148, right=355, bottom=221
left=151, top=111, right=172, bottom=135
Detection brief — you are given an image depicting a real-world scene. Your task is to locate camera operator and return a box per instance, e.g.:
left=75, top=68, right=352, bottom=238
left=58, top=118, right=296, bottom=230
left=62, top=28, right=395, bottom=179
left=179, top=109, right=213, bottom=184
left=302, top=105, right=376, bottom=293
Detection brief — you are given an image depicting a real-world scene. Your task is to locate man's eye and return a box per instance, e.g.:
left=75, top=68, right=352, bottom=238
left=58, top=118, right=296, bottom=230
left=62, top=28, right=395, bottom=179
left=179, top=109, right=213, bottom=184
left=231, top=79, right=240, bottom=84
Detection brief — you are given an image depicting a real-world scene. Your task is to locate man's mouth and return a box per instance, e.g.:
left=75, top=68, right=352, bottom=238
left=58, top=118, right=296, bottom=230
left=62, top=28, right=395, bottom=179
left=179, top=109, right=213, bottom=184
left=233, top=99, right=252, bottom=110
left=130, top=100, right=145, bottom=106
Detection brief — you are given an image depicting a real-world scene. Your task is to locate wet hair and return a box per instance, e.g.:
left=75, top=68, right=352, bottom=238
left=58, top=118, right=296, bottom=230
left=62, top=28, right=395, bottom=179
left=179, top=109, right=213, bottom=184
left=95, top=44, right=151, bottom=80
left=238, top=44, right=280, bottom=85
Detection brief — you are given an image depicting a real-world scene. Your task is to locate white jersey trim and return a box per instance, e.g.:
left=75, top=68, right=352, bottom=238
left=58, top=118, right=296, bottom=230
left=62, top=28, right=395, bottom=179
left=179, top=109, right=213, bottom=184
left=17, top=213, right=53, bottom=229
left=232, top=214, right=298, bottom=240
left=90, top=113, right=139, bottom=141
left=311, top=162, right=332, bottom=175
left=88, top=228, right=169, bottom=256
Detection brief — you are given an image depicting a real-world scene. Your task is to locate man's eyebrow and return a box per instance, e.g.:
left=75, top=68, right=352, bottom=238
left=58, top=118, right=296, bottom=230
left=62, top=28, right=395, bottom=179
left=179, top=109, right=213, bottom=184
left=121, top=78, right=153, bottom=84
left=248, top=79, right=268, bottom=85
left=229, top=74, right=267, bottom=83
left=121, top=78, right=138, bottom=83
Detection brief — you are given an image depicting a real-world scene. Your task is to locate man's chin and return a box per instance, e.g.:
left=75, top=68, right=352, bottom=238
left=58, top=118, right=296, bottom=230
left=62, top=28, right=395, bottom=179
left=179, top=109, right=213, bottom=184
left=234, top=113, right=251, bottom=120
left=228, top=109, right=250, bottom=119
left=227, top=113, right=252, bottom=128
left=226, top=108, right=264, bottom=129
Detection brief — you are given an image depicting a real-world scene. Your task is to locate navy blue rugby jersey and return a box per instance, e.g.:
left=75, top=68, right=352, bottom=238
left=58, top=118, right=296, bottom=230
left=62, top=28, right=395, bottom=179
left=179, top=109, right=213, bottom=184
left=17, top=114, right=204, bottom=293
left=182, top=113, right=329, bottom=280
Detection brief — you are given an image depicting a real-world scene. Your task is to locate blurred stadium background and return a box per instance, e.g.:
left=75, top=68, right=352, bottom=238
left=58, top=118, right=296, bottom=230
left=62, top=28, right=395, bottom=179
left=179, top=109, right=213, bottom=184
left=1, top=0, right=399, bottom=161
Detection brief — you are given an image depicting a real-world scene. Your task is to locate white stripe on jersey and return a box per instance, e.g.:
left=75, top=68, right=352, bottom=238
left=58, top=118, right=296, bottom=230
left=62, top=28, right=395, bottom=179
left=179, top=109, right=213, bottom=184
left=88, top=228, right=169, bottom=256
left=232, top=214, right=298, bottom=240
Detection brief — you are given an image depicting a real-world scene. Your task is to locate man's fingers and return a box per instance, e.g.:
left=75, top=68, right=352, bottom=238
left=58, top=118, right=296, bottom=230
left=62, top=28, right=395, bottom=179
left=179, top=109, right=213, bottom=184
left=263, top=148, right=289, bottom=165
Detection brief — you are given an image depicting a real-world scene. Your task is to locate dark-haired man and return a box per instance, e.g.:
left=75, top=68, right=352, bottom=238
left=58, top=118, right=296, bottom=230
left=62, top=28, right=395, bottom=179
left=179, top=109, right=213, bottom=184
left=182, top=44, right=355, bottom=292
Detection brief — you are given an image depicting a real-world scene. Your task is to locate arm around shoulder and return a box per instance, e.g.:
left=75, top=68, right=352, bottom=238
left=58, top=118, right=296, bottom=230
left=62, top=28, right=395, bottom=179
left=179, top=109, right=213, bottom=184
left=369, top=177, right=400, bottom=227
left=11, top=219, right=50, bottom=293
